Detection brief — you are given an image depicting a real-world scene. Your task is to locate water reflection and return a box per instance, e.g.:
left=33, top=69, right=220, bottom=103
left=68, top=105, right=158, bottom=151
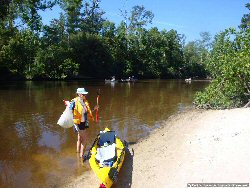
left=0, top=80, right=209, bottom=187
left=38, top=131, right=61, bottom=152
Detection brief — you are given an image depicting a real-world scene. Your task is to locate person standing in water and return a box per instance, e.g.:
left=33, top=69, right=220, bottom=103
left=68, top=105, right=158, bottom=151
left=70, top=88, right=97, bottom=158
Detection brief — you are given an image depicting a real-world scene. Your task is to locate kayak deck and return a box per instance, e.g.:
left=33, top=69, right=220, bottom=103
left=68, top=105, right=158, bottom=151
left=89, top=128, right=126, bottom=188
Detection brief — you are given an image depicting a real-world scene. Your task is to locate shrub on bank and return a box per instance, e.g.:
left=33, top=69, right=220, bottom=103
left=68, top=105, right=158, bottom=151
left=194, top=28, right=250, bottom=109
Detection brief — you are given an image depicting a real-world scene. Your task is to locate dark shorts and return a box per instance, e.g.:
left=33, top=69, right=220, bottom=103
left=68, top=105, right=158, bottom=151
left=73, top=122, right=89, bottom=132
left=78, top=122, right=89, bottom=130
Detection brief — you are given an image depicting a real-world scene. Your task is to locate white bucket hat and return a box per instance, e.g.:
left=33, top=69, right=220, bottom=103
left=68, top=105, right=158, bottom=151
left=76, top=88, right=88, bottom=95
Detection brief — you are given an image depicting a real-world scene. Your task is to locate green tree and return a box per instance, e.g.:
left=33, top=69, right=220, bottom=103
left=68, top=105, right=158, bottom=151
left=35, top=44, right=71, bottom=79
left=197, top=32, right=212, bottom=66
left=69, top=32, right=113, bottom=78
left=0, top=0, right=10, bottom=21
left=183, top=41, right=203, bottom=77
left=240, top=3, right=250, bottom=30
left=137, top=27, right=167, bottom=78
left=127, top=5, right=154, bottom=35
left=162, top=29, right=184, bottom=78
left=1, top=30, right=40, bottom=78
left=16, top=0, right=57, bottom=31
left=111, top=21, right=129, bottom=77
left=61, top=0, right=82, bottom=34
left=194, top=28, right=250, bottom=109
left=101, top=20, right=116, bottom=38
left=80, top=0, right=105, bottom=34
left=118, top=5, right=154, bottom=77
left=42, top=14, right=67, bottom=45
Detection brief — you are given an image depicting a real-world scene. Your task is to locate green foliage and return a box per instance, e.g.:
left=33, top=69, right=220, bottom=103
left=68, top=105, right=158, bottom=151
left=183, top=40, right=208, bottom=78
left=80, top=0, right=105, bottom=34
left=0, top=0, right=210, bottom=80
left=0, top=30, right=40, bottom=77
left=61, top=0, right=83, bottom=34
left=194, top=27, right=250, bottom=109
left=240, top=3, right=250, bottom=30
left=42, top=14, right=67, bottom=45
left=135, top=28, right=184, bottom=78
left=0, top=0, right=10, bottom=21
left=128, top=5, right=154, bottom=34
left=59, top=58, right=79, bottom=78
left=69, top=32, right=113, bottom=78
left=35, top=44, right=71, bottom=79
left=194, top=80, right=243, bottom=109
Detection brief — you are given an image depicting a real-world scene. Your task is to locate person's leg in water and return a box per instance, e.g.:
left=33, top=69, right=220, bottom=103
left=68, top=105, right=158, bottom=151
left=74, top=124, right=81, bottom=153
left=77, top=133, right=81, bottom=153
left=79, top=129, right=87, bottom=158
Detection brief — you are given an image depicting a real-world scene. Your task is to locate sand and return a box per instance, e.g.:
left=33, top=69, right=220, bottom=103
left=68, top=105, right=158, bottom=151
left=63, top=107, right=250, bottom=188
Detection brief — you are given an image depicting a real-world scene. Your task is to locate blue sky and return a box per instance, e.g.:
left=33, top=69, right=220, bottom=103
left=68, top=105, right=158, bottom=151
left=41, top=0, right=249, bottom=42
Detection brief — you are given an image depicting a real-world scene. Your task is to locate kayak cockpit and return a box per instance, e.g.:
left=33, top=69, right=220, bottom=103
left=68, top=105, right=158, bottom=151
left=89, top=128, right=126, bottom=188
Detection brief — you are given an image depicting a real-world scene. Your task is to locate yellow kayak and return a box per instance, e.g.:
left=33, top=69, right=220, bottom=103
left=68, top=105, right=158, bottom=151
left=88, top=128, right=126, bottom=188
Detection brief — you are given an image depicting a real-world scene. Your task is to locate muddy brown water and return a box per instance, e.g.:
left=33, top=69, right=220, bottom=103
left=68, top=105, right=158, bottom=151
left=0, top=79, right=209, bottom=187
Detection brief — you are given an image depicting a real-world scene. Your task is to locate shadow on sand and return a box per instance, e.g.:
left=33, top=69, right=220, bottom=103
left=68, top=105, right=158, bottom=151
left=113, top=147, right=134, bottom=188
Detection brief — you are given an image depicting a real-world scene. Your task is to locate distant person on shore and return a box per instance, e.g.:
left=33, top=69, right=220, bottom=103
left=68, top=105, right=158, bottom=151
left=69, top=88, right=98, bottom=159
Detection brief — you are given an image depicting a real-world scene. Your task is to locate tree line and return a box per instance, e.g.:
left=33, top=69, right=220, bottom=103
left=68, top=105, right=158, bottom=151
left=0, top=0, right=210, bottom=80
left=0, top=0, right=249, bottom=109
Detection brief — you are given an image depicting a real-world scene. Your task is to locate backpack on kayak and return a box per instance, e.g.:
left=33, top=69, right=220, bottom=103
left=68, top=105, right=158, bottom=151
left=95, top=131, right=117, bottom=166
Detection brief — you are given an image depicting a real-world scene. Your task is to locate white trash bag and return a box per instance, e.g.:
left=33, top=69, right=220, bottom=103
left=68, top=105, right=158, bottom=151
left=57, top=101, right=74, bottom=128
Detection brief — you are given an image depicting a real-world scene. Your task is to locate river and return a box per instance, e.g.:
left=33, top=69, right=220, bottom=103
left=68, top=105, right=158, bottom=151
left=0, top=79, right=209, bottom=187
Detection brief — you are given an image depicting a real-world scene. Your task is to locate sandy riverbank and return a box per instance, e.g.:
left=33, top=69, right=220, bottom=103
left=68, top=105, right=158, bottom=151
left=63, top=107, right=250, bottom=188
